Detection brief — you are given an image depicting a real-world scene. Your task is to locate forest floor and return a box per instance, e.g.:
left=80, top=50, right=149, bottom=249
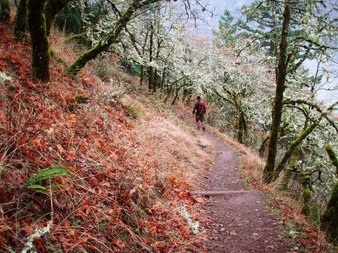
left=195, top=132, right=293, bottom=252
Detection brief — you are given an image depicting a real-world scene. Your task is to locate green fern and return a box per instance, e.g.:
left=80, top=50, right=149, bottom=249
left=24, top=166, right=71, bottom=194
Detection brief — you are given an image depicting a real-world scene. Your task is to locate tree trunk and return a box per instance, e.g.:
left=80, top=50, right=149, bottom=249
left=263, top=4, right=291, bottom=184
left=259, top=135, right=269, bottom=157
left=321, top=183, right=338, bottom=242
left=163, top=76, right=184, bottom=103
left=326, top=144, right=338, bottom=171
left=0, top=0, right=10, bottom=22
left=67, top=0, right=160, bottom=77
left=160, top=68, right=166, bottom=89
left=148, top=22, right=154, bottom=92
left=237, top=109, right=246, bottom=144
left=171, top=84, right=184, bottom=105
left=154, top=69, right=159, bottom=92
left=139, top=30, right=150, bottom=86
left=14, top=0, right=28, bottom=40
left=44, top=0, right=71, bottom=36
left=28, top=0, right=50, bottom=82
left=301, top=186, right=312, bottom=216
left=321, top=145, right=338, bottom=242
left=272, top=119, right=320, bottom=181
left=140, top=65, right=144, bottom=85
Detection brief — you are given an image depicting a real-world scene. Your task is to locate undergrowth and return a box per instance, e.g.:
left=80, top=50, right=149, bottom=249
left=0, top=23, right=212, bottom=252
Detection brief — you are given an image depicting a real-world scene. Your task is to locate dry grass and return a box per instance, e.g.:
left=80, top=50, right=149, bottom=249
left=0, top=21, right=217, bottom=252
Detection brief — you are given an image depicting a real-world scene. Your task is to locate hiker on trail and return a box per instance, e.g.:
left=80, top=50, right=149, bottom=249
left=192, top=96, right=206, bottom=131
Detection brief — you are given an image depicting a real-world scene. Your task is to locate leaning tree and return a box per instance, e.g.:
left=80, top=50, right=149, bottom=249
left=236, top=0, right=338, bottom=183
left=11, top=0, right=208, bottom=82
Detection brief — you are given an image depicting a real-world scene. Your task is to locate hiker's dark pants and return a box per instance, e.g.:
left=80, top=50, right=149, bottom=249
left=195, top=113, right=205, bottom=123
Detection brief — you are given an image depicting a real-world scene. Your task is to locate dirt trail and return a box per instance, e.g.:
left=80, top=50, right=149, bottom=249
left=199, top=133, right=291, bottom=253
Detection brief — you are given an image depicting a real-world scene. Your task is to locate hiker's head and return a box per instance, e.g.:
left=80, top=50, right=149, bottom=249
left=197, top=96, right=201, bottom=100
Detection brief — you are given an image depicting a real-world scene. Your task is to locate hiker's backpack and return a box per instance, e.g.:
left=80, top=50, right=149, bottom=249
left=197, top=101, right=206, bottom=114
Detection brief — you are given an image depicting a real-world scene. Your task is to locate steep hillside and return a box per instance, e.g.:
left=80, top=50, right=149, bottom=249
left=0, top=23, right=213, bottom=252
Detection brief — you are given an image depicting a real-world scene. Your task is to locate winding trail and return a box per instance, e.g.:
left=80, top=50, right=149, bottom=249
left=199, top=133, right=291, bottom=252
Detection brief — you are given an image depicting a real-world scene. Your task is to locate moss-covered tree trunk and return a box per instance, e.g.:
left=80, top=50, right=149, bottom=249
left=67, top=0, right=160, bottom=77
left=272, top=119, right=320, bottom=181
left=14, top=0, right=28, bottom=40
left=237, top=108, right=247, bottom=144
left=321, top=145, right=338, bottom=242
left=44, top=0, right=71, bottom=36
left=160, top=68, right=166, bottom=90
left=163, top=76, right=185, bottom=104
left=322, top=183, right=338, bottom=242
left=259, top=135, right=269, bottom=157
left=148, top=67, right=155, bottom=92
left=171, top=83, right=184, bottom=105
left=139, top=30, right=150, bottom=86
left=0, top=0, right=10, bottom=22
left=147, top=22, right=155, bottom=92
left=326, top=144, right=338, bottom=170
left=140, top=64, right=144, bottom=85
left=263, top=4, right=291, bottom=184
left=28, top=0, right=50, bottom=82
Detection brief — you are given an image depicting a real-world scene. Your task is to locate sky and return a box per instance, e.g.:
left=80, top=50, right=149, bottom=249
left=193, top=0, right=254, bottom=35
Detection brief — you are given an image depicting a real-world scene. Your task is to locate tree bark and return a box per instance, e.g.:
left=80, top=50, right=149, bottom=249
left=67, top=0, right=160, bottom=77
left=28, top=0, right=50, bottom=82
left=263, top=4, right=291, bottom=184
left=321, top=183, right=338, bottom=242
left=272, top=119, right=320, bottom=181
left=321, top=146, right=338, bottom=241
left=326, top=145, right=338, bottom=174
left=237, top=108, right=246, bottom=144
left=44, top=0, right=71, bottom=36
left=14, top=0, right=28, bottom=40
left=0, top=0, right=10, bottom=22
left=259, top=135, right=269, bottom=157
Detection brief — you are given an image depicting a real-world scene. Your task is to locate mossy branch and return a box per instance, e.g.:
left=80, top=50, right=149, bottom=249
left=272, top=119, right=320, bottom=181
left=67, top=0, right=161, bottom=77
left=326, top=145, right=338, bottom=177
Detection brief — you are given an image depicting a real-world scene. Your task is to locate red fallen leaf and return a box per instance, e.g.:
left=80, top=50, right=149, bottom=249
left=24, top=225, right=31, bottom=235
left=193, top=241, right=204, bottom=249
left=122, top=193, right=131, bottom=201
left=191, top=195, right=205, bottom=204
left=94, top=186, right=102, bottom=194
left=19, top=136, right=29, bottom=146
left=66, top=114, right=77, bottom=122
left=178, top=191, right=188, bottom=199
left=0, top=191, right=13, bottom=204
left=0, top=236, right=5, bottom=243
left=56, top=144, right=65, bottom=154
left=308, top=231, right=318, bottom=239
left=65, top=150, right=76, bottom=161
left=33, top=237, right=47, bottom=253
left=113, top=238, right=125, bottom=249
left=113, top=201, right=122, bottom=216
left=60, top=234, right=74, bottom=252
left=153, top=241, right=166, bottom=248
left=144, top=238, right=153, bottom=245
left=8, top=52, right=20, bottom=63
left=149, top=226, right=157, bottom=237
left=0, top=64, right=7, bottom=71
